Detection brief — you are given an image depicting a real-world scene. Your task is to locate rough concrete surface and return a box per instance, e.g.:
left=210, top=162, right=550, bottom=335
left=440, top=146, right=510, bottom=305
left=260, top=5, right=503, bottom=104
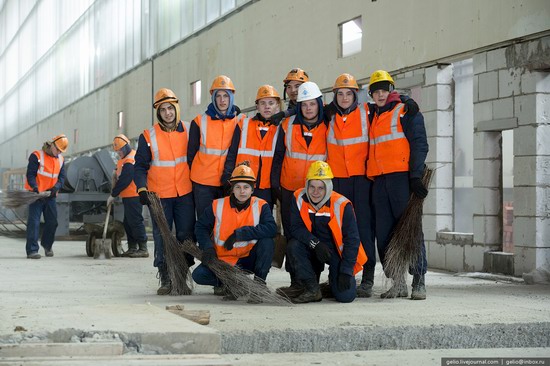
left=1, top=238, right=549, bottom=365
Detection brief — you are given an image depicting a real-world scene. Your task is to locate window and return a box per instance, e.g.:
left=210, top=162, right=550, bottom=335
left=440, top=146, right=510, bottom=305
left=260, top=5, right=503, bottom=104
left=339, top=17, right=362, bottom=57
left=191, top=80, right=202, bottom=106
left=117, top=111, right=124, bottom=129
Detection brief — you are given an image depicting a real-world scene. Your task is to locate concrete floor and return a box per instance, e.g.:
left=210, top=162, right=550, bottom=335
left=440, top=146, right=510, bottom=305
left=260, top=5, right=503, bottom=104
left=0, top=237, right=549, bottom=365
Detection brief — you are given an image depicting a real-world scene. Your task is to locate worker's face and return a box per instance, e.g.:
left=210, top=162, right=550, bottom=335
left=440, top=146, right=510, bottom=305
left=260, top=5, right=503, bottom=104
left=51, top=144, right=60, bottom=157
left=307, top=180, right=326, bottom=204
left=215, top=90, right=230, bottom=113
left=301, top=99, right=319, bottom=122
left=285, top=81, right=302, bottom=102
left=371, top=89, right=390, bottom=108
left=257, top=97, right=280, bottom=119
left=232, top=182, right=253, bottom=203
left=116, top=150, right=125, bottom=159
left=336, top=88, right=355, bottom=110
left=158, top=102, right=176, bottom=124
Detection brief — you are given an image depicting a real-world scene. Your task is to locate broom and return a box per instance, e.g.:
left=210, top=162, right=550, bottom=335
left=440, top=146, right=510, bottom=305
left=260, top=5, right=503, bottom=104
left=147, top=193, right=291, bottom=305
left=1, top=190, right=51, bottom=209
left=383, top=167, right=434, bottom=283
left=147, top=192, right=192, bottom=295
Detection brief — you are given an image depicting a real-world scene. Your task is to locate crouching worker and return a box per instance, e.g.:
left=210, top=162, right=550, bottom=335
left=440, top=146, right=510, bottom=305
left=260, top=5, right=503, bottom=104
left=193, top=162, right=277, bottom=303
left=285, top=161, right=367, bottom=303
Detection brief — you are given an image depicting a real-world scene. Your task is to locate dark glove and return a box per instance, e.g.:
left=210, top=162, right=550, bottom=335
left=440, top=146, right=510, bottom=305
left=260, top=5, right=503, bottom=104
left=235, top=105, right=242, bottom=115
left=312, top=241, right=332, bottom=263
left=323, top=103, right=337, bottom=121
left=201, top=247, right=217, bottom=265
left=271, top=187, right=282, bottom=205
left=400, top=95, right=419, bottom=116
left=32, top=187, right=39, bottom=194
left=223, top=232, right=237, bottom=251
left=409, top=178, right=428, bottom=199
left=138, top=190, right=151, bottom=205
left=269, top=111, right=285, bottom=126
left=47, top=187, right=58, bottom=198
left=337, top=273, right=353, bottom=292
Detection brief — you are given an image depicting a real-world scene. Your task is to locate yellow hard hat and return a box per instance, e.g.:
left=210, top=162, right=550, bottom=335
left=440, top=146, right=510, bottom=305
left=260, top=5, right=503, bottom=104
left=333, top=73, right=359, bottom=91
left=51, top=134, right=69, bottom=153
left=112, top=134, right=130, bottom=151
left=255, top=85, right=280, bottom=103
left=283, top=68, right=309, bottom=84
left=368, top=70, right=395, bottom=95
left=306, top=161, right=334, bottom=180
left=210, top=75, right=235, bottom=95
left=153, top=88, right=179, bottom=109
left=229, top=161, right=256, bottom=184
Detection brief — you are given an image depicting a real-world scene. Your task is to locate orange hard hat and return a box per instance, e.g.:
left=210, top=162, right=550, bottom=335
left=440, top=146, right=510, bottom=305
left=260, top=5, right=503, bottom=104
left=153, top=88, right=179, bottom=109
left=229, top=161, right=256, bottom=184
left=210, top=75, right=235, bottom=95
left=333, top=73, right=359, bottom=91
left=112, top=134, right=130, bottom=151
left=255, top=85, right=280, bottom=103
left=51, top=134, right=69, bottom=153
left=283, top=68, right=309, bottom=84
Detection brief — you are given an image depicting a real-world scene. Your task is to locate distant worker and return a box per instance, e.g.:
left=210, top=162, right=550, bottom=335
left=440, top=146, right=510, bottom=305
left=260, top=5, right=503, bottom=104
left=24, top=134, right=68, bottom=259
left=222, top=85, right=284, bottom=209
left=269, top=67, right=309, bottom=126
left=188, top=75, right=243, bottom=218
left=366, top=70, right=429, bottom=300
left=109, top=134, right=148, bottom=258
left=285, top=161, right=367, bottom=303
left=134, top=88, right=195, bottom=295
left=193, top=162, right=276, bottom=303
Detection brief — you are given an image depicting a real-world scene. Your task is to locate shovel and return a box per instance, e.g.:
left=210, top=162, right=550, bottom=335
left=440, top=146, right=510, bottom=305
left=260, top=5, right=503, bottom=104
left=94, top=203, right=112, bottom=259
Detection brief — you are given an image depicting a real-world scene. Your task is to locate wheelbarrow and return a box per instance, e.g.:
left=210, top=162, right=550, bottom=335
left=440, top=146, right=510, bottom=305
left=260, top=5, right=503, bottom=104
left=84, top=205, right=125, bottom=258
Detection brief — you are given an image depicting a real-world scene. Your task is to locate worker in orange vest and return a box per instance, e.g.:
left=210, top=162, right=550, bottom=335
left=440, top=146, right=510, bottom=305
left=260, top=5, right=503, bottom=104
left=134, top=88, right=195, bottom=295
left=24, top=134, right=68, bottom=259
left=222, top=85, right=284, bottom=209
left=366, top=70, right=429, bottom=300
left=109, top=134, right=148, bottom=258
left=193, top=162, right=276, bottom=303
left=269, top=67, right=310, bottom=126
left=188, top=75, right=243, bottom=218
left=284, top=161, right=367, bottom=304
left=272, top=81, right=328, bottom=298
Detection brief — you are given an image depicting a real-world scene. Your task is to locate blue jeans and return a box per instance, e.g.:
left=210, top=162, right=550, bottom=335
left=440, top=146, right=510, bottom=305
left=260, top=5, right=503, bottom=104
left=192, top=237, right=275, bottom=286
left=26, top=198, right=58, bottom=255
left=150, top=193, right=195, bottom=268
left=122, top=197, right=147, bottom=244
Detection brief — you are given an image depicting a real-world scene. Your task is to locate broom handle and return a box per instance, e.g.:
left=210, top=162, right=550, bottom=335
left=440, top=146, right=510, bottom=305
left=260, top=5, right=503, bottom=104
left=102, top=203, right=111, bottom=240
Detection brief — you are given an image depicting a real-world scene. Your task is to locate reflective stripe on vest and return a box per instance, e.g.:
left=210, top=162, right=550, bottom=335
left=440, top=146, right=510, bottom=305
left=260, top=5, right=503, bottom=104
left=199, top=113, right=229, bottom=156
left=370, top=103, right=405, bottom=145
left=213, top=197, right=260, bottom=248
left=149, top=126, right=187, bottom=167
left=237, top=118, right=279, bottom=158
left=37, top=150, right=63, bottom=179
left=327, top=104, right=368, bottom=146
left=331, top=194, right=348, bottom=253
left=285, top=117, right=327, bottom=161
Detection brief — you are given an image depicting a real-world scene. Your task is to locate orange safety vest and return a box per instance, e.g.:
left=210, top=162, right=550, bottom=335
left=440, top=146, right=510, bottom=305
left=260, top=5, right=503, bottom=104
left=212, top=196, right=266, bottom=265
left=294, top=189, right=367, bottom=275
left=190, top=113, right=240, bottom=186
left=143, top=122, right=192, bottom=198
left=327, top=103, right=370, bottom=177
left=280, top=116, right=327, bottom=191
left=235, top=117, right=279, bottom=189
left=116, top=150, right=139, bottom=198
left=367, top=103, right=410, bottom=179
left=24, top=150, right=64, bottom=192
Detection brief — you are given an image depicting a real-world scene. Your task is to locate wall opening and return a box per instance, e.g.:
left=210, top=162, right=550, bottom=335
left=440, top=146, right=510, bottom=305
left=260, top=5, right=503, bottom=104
left=502, top=129, right=514, bottom=253
left=339, top=17, right=362, bottom=58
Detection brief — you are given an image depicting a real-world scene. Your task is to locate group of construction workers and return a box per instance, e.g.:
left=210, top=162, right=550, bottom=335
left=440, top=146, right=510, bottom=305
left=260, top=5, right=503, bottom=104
left=24, top=67, right=429, bottom=304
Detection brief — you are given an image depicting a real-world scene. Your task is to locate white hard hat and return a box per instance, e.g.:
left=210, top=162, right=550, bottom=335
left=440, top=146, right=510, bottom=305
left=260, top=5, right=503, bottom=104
left=296, top=81, right=322, bottom=102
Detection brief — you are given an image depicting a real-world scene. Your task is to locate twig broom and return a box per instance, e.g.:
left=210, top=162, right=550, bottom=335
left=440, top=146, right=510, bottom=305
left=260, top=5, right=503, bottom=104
left=1, top=190, right=51, bottom=209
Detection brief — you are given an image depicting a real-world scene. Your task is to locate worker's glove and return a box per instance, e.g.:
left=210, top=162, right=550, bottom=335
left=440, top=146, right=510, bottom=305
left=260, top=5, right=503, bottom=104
left=32, top=187, right=39, bottom=194
left=138, top=190, right=151, bottom=205
left=337, top=272, right=353, bottom=292
left=223, top=232, right=237, bottom=251
left=400, top=95, right=419, bottom=116
left=310, top=239, right=332, bottom=263
left=201, top=247, right=217, bottom=265
left=47, top=187, right=58, bottom=198
left=235, top=105, right=242, bottom=115
left=409, top=178, right=428, bottom=199
left=323, top=103, right=337, bottom=121
left=268, top=111, right=285, bottom=126
left=106, top=195, right=115, bottom=207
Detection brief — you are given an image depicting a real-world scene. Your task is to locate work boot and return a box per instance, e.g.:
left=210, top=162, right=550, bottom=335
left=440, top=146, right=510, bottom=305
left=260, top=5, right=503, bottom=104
left=380, top=277, right=408, bottom=299
left=276, top=281, right=305, bottom=299
left=411, top=274, right=427, bottom=300
left=129, top=242, right=149, bottom=258
left=213, top=286, right=227, bottom=296
left=319, top=281, right=334, bottom=298
left=356, top=267, right=375, bottom=298
left=27, top=252, right=41, bottom=259
left=291, top=288, right=322, bottom=304
left=122, top=243, right=138, bottom=257
left=44, top=248, right=54, bottom=257
left=157, top=267, right=172, bottom=295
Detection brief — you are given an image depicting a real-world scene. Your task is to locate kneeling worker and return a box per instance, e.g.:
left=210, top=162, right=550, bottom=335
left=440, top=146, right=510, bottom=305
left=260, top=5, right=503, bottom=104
left=285, top=161, right=367, bottom=303
left=193, top=162, right=277, bottom=302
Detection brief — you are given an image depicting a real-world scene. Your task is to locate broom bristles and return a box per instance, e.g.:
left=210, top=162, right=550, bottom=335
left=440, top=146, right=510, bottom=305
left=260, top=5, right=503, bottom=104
left=1, top=190, right=51, bottom=209
left=384, top=168, right=434, bottom=282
